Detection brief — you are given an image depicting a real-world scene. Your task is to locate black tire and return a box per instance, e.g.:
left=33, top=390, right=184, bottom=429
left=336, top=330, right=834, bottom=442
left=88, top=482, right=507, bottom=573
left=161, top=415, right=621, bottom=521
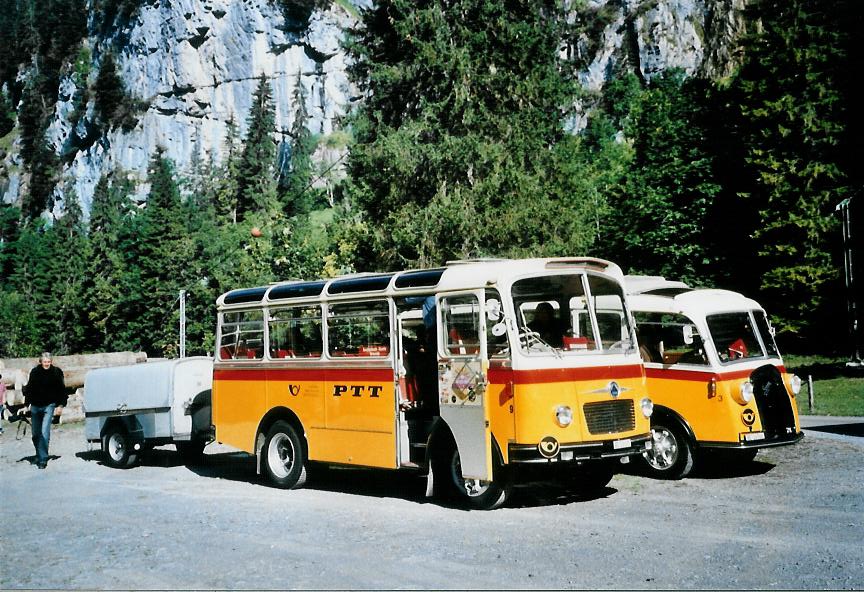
left=102, top=426, right=138, bottom=469
left=439, top=446, right=510, bottom=510
left=640, top=420, right=694, bottom=479
left=176, top=439, right=207, bottom=465
left=262, top=420, right=307, bottom=489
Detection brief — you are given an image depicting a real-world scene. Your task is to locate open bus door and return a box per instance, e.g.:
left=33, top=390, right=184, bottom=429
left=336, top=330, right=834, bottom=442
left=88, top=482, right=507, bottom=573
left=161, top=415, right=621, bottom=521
left=436, top=291, right=493, bottom=481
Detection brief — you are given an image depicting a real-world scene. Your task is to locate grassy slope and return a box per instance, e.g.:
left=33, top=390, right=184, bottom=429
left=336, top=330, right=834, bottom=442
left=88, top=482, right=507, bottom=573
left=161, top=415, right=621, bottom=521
left=784, top=355, right=864, bottom=416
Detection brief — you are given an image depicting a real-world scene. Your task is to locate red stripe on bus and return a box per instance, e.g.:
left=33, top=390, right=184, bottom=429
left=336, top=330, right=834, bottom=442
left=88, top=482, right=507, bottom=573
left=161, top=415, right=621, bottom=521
left=489, top=364, right=643, bottom=385
left=644, top=363, right=785, bottom=382
left=213, top=368, right=393, bottom=382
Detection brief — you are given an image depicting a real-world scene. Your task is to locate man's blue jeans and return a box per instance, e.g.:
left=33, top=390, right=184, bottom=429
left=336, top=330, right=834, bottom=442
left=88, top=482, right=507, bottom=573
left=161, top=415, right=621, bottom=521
left=30, top=403, right=56, bottom=465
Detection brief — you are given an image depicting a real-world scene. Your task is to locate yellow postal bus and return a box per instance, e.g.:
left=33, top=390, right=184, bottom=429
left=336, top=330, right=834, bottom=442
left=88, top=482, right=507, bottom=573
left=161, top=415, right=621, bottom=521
left=626, top=276, right=803, bottom=479
left=212, top=258, right=653, bottom=509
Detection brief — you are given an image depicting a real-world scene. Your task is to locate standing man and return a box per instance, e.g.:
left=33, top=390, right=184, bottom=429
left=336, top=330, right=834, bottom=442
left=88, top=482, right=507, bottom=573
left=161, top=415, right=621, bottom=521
left=24, top=353, right=67, bottom=469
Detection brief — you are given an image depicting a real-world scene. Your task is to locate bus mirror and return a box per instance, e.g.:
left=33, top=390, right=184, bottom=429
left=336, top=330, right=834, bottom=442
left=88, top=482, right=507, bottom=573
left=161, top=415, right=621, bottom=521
left=683, top=325, right=694, bottom=345
left=491, top=322, right=507, bottom=337
left=486, top=299, right=502, bottom=321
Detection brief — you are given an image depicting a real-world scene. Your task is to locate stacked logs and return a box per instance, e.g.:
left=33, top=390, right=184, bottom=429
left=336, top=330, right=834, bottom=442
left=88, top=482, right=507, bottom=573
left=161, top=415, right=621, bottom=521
left=0, top=352, right=148, bottom=424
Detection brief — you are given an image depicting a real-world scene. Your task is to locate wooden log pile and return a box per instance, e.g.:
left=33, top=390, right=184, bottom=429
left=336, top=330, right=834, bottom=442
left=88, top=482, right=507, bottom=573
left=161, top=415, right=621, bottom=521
left=0, top=352, right=148, bottom=423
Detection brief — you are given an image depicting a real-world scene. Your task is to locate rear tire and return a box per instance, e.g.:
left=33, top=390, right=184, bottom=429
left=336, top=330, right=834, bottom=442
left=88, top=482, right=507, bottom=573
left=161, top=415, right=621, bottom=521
left=262, top=420, right=307, bottom=489
left=640, top=420, right=693, bottom=479
left=102, top=426, right=138, bottom=469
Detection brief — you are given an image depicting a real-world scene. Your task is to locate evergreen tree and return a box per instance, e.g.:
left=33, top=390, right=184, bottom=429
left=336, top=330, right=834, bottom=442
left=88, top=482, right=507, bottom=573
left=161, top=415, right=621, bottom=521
left=344, top=0, right=593, bottom=269
left=43, top=190, right=88, bottom=353
left=236, top=76, right=279, bottom=220
left=214, top=116, right=242, bottom=224
left=731, top=0, right=854, bottom=346
left=128, top=150, right=195, bottom=355
left=279, top=71, right=317, bottom=217
left=81, top=172, right=131, bottom=350
left=598, top=71, right=723, bottom=286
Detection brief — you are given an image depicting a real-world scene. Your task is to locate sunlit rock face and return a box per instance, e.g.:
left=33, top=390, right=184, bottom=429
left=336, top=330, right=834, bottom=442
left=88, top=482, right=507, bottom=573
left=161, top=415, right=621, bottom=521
left=3, top=0, right=745, bottom=213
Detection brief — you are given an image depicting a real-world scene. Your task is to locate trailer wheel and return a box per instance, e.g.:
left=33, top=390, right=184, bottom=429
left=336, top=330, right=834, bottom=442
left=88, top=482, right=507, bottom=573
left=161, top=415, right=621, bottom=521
left=176, top=440, right=207, bottom=465
left=262, top=421, right=307, bottom=489
left=102, top=426, right=138, bottom=469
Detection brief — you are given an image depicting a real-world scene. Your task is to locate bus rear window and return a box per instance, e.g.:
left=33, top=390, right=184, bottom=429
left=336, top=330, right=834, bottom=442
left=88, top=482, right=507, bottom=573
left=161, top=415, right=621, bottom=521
left=218, top=310, right=265, bottom=360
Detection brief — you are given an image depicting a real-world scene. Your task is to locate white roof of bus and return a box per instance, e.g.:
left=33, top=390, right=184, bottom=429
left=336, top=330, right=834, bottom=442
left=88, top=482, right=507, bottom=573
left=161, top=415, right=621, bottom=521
left=217, top=257, right=624, bottom=308
left=628, top=287, right=765, bottom=319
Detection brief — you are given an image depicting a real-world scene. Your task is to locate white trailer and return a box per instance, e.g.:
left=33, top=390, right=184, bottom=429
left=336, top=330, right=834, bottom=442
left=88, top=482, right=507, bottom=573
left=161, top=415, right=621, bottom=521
left=84, top=357, right=213, bottom=468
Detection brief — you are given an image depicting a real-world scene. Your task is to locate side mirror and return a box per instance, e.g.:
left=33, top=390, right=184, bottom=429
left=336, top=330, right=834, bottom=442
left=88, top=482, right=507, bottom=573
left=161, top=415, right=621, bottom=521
left=491, top=322, right=507, bottom=337
left=486, top=298, right=502, bottom=322
left=683, top=325, right=695, bottom=345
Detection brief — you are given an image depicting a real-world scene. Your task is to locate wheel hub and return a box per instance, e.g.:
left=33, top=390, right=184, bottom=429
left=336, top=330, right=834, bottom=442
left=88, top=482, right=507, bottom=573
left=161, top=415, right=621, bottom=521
left=644, top=427, right=678, bottom=470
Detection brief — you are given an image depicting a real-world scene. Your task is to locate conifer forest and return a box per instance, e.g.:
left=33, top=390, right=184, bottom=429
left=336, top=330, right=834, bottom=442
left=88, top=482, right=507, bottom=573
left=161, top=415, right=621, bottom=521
left=0, top=0, right=861, bottom=359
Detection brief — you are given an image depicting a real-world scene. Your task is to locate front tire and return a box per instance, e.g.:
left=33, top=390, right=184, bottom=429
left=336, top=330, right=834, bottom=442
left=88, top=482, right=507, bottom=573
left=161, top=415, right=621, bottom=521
left=102, top=426, right=138, bottom=469
left=641, top=420, right=693, bottom=479
left=262, top=420, right=307, bottom=489
left=442, top=447, right=510, bottom=510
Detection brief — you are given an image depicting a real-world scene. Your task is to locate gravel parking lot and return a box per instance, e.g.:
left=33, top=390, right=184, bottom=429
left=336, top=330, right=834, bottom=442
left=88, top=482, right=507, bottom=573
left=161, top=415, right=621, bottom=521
left=1, top=420, right=862, bottom=590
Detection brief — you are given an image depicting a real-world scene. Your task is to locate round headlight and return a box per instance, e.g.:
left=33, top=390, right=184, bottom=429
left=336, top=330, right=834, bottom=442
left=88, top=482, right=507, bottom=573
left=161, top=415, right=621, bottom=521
left=789, top=374, right=802, bottom=396
left=555, top=405, right=573, bottom=427
left=739, top=381, right=754, bottom=404
left=640, top=397, right=654, bottom=418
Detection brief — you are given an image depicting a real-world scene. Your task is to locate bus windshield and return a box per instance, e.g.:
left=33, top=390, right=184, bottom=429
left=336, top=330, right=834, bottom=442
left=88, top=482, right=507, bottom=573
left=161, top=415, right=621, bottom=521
left=512, top=274, right=634, bottom=354
left=706, top=312, right=765, bottom=363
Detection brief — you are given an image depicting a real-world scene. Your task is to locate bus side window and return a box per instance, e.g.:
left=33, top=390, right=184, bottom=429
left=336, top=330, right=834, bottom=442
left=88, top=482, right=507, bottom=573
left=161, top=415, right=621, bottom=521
left=327, top=301, right=390, bottom=357
left=269, top=306, right=322, bottom=359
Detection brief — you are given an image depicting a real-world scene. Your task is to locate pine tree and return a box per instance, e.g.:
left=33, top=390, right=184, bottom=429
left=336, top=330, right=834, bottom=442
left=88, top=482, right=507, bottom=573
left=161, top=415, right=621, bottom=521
left=81, top=172, right=130, bottom=350
left=129, top=150, right=196, bottom=355
left=215, top=116, right=242, bottom=224
left=236, top=76, right=279, bottom=220
left=731, top=0, right=854, bottom=346
left=279, top=71, right=318, bottom=217
left=344, top=0, right=593, bottom=269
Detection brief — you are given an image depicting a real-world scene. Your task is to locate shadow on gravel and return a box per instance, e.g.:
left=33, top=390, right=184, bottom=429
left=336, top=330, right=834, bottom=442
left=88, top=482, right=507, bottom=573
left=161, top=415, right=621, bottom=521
left=689, top=459, right=775, bottom=480
left=75, top=447, right=188, bottom=469
left=804, top=423, right=864, bottom=437
left=17, top=454, right=60, bottom=465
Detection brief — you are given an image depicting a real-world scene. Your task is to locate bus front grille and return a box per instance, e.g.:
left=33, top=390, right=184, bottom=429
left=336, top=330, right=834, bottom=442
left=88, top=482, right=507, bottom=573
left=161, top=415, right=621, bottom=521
left=583, top=400, right=635, bottom=435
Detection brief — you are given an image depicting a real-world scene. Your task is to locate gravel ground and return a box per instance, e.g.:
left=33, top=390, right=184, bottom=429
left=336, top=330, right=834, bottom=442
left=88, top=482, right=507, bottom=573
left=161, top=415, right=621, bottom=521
left=1, top=421, right=862, bottom=590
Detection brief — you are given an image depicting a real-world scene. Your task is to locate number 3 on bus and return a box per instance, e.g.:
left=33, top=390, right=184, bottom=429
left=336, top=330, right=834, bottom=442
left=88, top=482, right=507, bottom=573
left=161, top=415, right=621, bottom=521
left=212, top=257, right=654, bottom=509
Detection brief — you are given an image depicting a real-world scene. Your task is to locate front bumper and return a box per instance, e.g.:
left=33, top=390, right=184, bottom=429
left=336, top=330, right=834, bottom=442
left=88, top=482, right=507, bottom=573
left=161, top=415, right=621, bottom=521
left=699, top=431, right=804, bottom=450
left=509, top=434, right=652, bottom=464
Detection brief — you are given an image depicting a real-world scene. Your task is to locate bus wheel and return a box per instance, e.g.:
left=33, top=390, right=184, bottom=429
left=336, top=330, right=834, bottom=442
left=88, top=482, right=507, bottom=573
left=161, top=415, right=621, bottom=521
left=102, top=426, right=138, bottom=469
left=446, top=448, right=510, bottom=510
left=263, top=420, right=307, bottom=489
left=641, top=422, right=693, bottom=479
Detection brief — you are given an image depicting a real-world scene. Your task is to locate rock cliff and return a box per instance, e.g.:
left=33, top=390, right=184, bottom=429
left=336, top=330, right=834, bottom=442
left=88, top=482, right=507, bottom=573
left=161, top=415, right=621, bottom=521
left=1, top=0, right=747, bottom=213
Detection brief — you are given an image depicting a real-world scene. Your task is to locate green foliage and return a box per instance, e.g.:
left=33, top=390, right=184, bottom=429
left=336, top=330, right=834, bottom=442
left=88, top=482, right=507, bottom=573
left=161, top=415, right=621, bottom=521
left=596, top=71, right=723, bottom=285
left=279, top=72, right=319, bottom=217
left=345, top=0, right=596, bottom=269
left=0, top=87, right=14, bottom=137
left=729, top=0, right=854, bottom=347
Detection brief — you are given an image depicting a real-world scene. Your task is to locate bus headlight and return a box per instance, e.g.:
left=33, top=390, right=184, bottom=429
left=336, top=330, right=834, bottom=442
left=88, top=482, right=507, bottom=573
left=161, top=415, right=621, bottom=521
left=738, top=381, right=754, bottom=404
left=555, top=405, right=573, bottom=427
left=789, top=374, right=802, bottom=396
left=640, top=397, right=654, bottom=418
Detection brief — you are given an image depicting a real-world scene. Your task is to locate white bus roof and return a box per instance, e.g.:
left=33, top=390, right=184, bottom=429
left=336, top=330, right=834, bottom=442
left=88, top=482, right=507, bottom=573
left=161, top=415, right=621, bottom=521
left=217, top=257, right=624, bottom=309
left=626, top=274, right=765, bottom=319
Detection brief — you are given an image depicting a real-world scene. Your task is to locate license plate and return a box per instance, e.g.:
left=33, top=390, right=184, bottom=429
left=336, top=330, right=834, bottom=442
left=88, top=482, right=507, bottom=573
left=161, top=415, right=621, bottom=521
left=613, top=438, right=631, bottom=450
left=743, top=432, right=766, bottom=442
left=561, top=450, right=573, bottom=461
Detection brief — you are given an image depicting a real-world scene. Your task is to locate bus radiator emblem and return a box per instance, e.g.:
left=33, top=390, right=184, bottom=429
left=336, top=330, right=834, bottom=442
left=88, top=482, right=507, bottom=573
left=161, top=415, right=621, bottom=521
left=538, top=436, right=560, bottom=458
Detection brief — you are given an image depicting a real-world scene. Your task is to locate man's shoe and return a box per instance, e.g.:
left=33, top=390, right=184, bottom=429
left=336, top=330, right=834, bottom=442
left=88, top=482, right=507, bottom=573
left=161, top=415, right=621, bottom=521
left=37, top=462, right=46, bottom=469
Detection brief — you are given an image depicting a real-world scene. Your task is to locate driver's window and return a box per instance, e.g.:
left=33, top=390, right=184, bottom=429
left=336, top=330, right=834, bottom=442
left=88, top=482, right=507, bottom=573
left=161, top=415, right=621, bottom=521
left=634, top=312, right=708, bottom=366
left=442, top=295, right=481, bottom=357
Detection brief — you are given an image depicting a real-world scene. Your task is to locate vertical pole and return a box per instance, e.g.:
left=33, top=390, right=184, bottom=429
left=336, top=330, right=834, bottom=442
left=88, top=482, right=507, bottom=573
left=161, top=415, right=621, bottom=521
left=837, top=197, right=862, bottom=366
left=180, top=289, right=187, bottom=359
left=807, top=375, right=814, bottom=413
